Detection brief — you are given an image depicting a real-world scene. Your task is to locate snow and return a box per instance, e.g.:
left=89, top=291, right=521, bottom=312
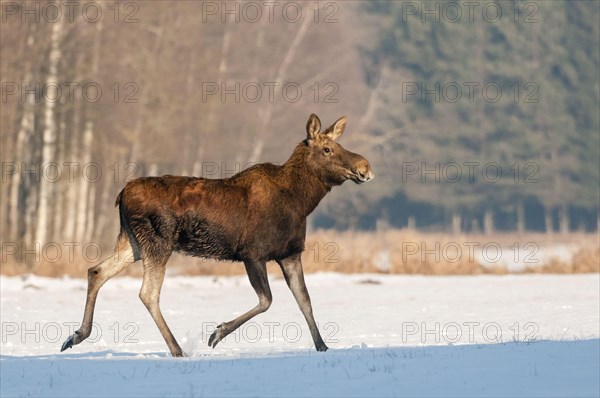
left=1, top=273, right=599, bottom=397
left=473, top=243, right=582, bottom=272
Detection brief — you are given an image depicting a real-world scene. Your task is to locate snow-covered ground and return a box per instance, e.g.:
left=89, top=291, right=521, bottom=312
left=1, top=273, right=599, bottom=397
left=475, top=243, right=582, bottom=272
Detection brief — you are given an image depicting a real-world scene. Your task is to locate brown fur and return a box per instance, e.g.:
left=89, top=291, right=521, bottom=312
left=61, top=114, right=373, bottom=356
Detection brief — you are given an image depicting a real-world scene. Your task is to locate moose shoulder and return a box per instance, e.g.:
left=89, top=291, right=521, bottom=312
left=61, top=113, right=373, bottom=357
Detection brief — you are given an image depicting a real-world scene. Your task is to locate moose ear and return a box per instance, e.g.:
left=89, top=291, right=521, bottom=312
left=306, top=113, right=321, bottom=140
left=323, top=116, right=347, bottom=140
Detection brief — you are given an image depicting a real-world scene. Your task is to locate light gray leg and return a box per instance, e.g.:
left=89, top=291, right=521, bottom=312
left=277, top=253, right=328, bottom=351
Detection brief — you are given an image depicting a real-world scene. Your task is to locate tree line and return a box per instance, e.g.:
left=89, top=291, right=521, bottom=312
left=0, top=1, right=598, bottom=265
left=342, top=0, right=599, bottom=233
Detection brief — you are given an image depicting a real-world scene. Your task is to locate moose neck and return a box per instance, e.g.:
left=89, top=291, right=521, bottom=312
left=283, top=143, right=332, bottom=218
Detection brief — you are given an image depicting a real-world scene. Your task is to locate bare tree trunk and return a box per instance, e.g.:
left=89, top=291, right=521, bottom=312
left=516, top=201, right=525, bottom=234
left=130, top=21, right=164, bottom=162
left=52, top=114, right=67, bottom=239
left=75, top=122, right=94, bottom=240
left=8, top=24, right=37, bottom=240
left=236, top=19, right=266, bottom=163
left=1, top=23, right=28, bottom=241
left=23, top=136, right=42, bottom=251
left=84, top=178, right=96, bottom=243
left=192, top=23, right=232, bottom=176
left=93, top=176, right=113, bottom=242
left=248, top=11, right=311, bottom=163
left=356, top=62, right=389, bottom=134
left=471, top=218, right=480, bottom=233
left=23, top=180, right=38, bottom=249
left=36, top=18, right=64, bottom=245
left=181, top=49, right=197, bottom=175
left=559, top=204, right=569, bottom=235
left=148, top=163, right=159, bottom=176
left=63, top=53, right=84, bottom=242
left=545, top=207, right=554, bottom=236
left=81, top=20, right=103, bottom=243
left=483, top=209, right=494, bottom=235
left=451, top=212, right=461, bottom=235
left=200, top=23, right=231, bottom=170
left=8, top=101, right=32, bottom=239
left=192, top=147, right=205, bottom=177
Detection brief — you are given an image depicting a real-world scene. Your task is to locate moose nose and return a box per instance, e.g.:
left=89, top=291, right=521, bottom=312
left=355, top=160, right=374, bottom=183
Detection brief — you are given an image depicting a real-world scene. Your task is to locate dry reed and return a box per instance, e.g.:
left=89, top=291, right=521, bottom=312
left=2, top=230, right=597, bottom=278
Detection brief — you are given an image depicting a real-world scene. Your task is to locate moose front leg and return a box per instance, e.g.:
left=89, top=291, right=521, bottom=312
left=277, top=253, right=328, bottom=351
left=209, top=259, right=272, bottom=348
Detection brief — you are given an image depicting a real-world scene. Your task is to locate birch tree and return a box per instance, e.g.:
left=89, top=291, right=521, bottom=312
left=8, top=23, right=37, bottom=240
left=36, top=17, right=64, bottom=245
left=79, top=19, right=103, bottom=242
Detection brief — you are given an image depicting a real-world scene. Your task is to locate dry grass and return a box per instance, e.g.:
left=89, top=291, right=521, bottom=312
left=523, top=245, right=600, bottom=274
left=302, top=229, right=507, bottom=275
left=1, top=229, right=598, bottom=278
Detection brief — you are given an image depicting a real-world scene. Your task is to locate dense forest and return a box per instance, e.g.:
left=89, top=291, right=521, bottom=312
left=1, top=1, right=598, bottom=254
left=352, top=0, right=599, bottom=234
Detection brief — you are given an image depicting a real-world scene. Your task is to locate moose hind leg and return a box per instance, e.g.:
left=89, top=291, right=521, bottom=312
left=139, top=256, right=183, bottom=357
left=61, top=234, right=137, bottom=352
left=277, top=253, right=328, bottom=351
left=209, top=259, right=272, bottom=348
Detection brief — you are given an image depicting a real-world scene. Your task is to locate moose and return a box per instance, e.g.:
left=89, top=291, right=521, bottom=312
left=61, top=114, right=373, bottom=356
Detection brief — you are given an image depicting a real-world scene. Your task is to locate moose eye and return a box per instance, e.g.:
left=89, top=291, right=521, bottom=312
left=323, top=147, right=332, bottom=155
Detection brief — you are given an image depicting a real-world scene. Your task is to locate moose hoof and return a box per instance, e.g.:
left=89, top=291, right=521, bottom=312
left=171, top=349, right=185, bottom=357
left=208, top=324, right=227, bottom=348
left=60, top=335, right=74, bottom=352
left=316, top=343, right=329, bottom=352
left=60, top=330, right=84, bottom=352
